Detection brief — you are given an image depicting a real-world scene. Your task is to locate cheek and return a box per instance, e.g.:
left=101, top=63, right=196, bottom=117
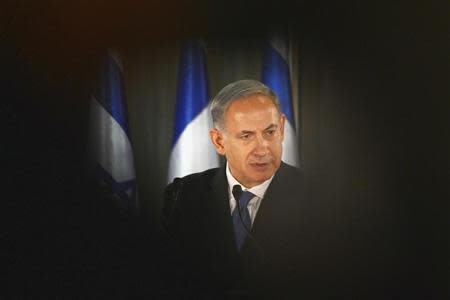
left=273, top=141, right=282, bottom=152
left=268, top=142, right=282, bottom=159
left=230, top=144, right=250, bottom=162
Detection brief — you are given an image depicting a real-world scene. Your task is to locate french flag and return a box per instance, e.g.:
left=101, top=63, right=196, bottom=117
left=167, top=40, right=219, bottom=183
left=88, top=50, right=138, bottom=210
left=262, top=30, right=300, bottom=167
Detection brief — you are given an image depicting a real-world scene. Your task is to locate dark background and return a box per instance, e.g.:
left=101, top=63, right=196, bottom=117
left=2, top=0, right=449, bottom=298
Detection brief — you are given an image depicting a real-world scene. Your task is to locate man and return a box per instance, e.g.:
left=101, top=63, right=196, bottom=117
left=162, top=80, right=316, bottom=298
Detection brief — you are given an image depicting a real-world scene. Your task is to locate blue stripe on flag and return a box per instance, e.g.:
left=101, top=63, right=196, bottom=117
left=262, top=42, right=295, bottom=126
left=93, top=54, right=130, bottom=135
left=173, top=40, right=209, bottom=145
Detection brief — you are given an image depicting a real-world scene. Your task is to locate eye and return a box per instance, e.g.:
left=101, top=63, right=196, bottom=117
left=240, top=133, right=250, bottom=140
left=265, top=129, right=276, bottom=137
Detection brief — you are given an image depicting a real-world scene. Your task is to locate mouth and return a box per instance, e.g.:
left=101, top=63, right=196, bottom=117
left=249, top=162, right=270, bottom=171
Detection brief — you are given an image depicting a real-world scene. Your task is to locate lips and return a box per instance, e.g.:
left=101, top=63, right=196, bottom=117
left=249, top=162, right=271, bottom=171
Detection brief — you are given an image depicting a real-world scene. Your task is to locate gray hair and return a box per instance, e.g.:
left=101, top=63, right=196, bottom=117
left=210, top=79, right=281, bottom=130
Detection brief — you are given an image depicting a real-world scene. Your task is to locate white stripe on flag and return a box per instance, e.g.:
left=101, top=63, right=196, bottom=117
left=89, top=96, right=136, bottom=182
left=168, top=106, right=219, bottom=183
left=269, top=36, right=288, bottom=62
left=282, top=120, right=299, bottom=167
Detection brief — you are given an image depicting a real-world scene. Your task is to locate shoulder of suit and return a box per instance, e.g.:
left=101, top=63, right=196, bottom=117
left=272, top=163, right=306, bottom=193
left=278, top=162, right=303, bottom=178
left=168, top=167, right=222, bottom=188
left=163, top=167, right=222, bottom=214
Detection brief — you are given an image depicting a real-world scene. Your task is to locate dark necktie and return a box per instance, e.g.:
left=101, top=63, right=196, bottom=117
left=232, top=190, right=255, bottom=251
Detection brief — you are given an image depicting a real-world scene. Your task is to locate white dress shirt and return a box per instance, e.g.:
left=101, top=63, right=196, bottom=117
left=226, top=163, right=274, bottom=226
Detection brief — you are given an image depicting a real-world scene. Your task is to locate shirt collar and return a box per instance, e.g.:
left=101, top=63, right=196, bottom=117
left=225, top=162, right=274, bottom=199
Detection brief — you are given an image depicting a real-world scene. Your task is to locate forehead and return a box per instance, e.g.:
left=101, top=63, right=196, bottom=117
left=224, top=95, right=280, bottom=130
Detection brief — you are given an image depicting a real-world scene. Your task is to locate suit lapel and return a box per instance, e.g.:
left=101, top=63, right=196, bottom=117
left=209, top=166, right=237, bottom=254
left=250, top=165, right=283, bottom=238
left=248, top=181, right=276, bottom=253
left=248, top=163, right=300, bottom=250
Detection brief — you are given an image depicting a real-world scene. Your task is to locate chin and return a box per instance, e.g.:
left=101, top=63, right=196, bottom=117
left=250, top=171, right=273, bottom=183
left=248, top=163, right=275, bottom=174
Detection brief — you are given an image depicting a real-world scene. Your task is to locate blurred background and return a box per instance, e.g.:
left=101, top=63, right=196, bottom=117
left=2, top=0, right=449, bottom=298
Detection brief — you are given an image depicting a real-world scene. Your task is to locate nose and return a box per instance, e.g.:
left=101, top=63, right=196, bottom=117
left=252, top=134, right=269, bottom=157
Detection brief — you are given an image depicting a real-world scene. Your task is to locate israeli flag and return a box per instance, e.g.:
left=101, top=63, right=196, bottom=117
left=167, top=40, right=219, bottom=183
left=88, top=50, right=138, bottom=210
left=262, top=30, right=300, bottom=167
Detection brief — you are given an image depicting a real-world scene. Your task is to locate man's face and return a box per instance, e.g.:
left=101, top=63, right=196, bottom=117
left=210, top=95, right=285, bottom=188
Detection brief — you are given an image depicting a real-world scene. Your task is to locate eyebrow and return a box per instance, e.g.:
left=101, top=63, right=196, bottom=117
left=239, top=124, right=278, bottom=135
left=239, top=130, right=254, bottom=135
left=264, top=124, right=278, bottom=131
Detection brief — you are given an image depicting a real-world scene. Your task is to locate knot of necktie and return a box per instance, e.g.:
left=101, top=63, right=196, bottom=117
left=238, top=191, right=254, bottom=212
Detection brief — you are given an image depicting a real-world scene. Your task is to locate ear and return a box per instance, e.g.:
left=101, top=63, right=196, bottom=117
left=279, top=114, right=286, bottom=141
left=209, top=128, right=226, bottom=156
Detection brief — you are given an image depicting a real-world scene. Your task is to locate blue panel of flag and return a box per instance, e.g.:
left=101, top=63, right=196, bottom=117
left=173, top=40, right=209, bottom=145
left=262, top=35, right=295, bottom=126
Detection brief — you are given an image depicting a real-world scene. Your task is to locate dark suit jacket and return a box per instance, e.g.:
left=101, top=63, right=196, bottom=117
left=161, top=162, right=406, bottom=299
left=162, top=163, right=324, bottom=298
